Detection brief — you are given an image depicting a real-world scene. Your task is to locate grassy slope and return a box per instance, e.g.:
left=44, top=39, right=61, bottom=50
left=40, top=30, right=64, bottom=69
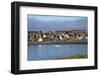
left=56, top=55, right=87, bottom=60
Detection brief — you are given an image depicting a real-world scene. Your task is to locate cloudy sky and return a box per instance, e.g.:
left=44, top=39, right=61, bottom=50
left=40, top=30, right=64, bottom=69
left=28, top=15, right=88, bottom=32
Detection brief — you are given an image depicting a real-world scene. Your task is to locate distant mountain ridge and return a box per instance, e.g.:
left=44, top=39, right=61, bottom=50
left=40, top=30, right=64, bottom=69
left=28, top=16, right=87, bottom=32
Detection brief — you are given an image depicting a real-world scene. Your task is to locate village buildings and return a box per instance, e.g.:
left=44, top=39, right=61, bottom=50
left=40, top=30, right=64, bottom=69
left=28, top=30, right=87, bottom=43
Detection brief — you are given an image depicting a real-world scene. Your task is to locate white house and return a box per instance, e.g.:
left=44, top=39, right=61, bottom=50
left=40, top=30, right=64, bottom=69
left=38, top=37, right=43, bottom=42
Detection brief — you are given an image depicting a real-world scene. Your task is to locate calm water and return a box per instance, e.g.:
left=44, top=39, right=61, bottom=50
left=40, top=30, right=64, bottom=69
left=28, top=44, right=87, bottom=61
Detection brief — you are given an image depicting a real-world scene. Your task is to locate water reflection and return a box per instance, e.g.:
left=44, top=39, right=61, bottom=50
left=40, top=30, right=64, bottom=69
left=28, top=44, right=87, bottom=61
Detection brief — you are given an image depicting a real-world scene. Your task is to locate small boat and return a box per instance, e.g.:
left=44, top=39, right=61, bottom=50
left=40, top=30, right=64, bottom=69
left=54, top=45, right=60, bottom=47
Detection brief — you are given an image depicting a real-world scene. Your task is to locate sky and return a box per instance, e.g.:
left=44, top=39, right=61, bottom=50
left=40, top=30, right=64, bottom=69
left=28, top=15, right=88, bottom=32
